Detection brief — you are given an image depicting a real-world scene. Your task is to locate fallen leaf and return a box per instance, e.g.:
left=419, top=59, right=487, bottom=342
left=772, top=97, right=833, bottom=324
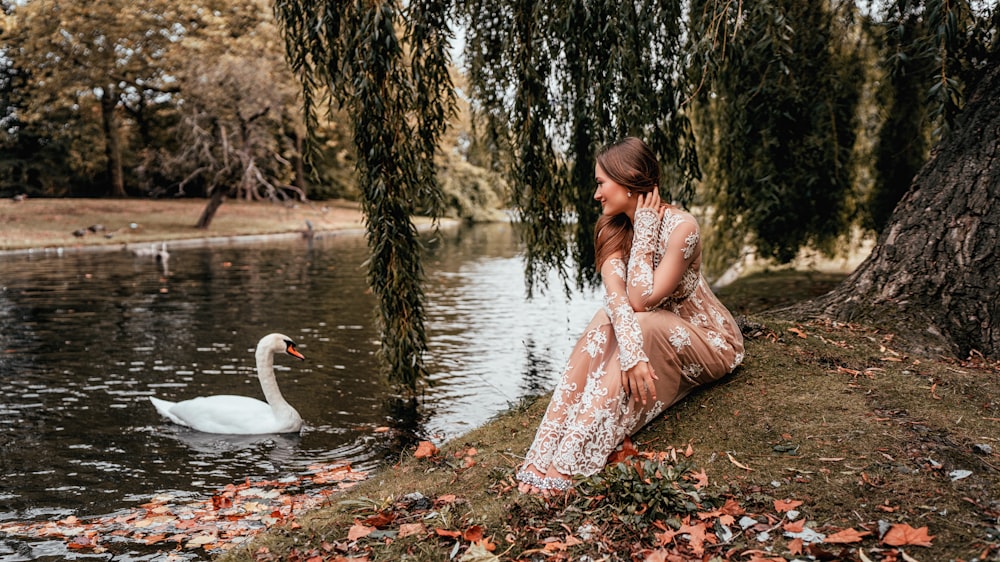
left=788, top=327, right=808, bottom=338
left=463, top=525, right=484, bottom=542
left=398, top=523, right=426, bottom=538
left=787, top=537, right=804, bottom=555
left=824, top=528, right=869, bottom=543
left=783, top=519, right=805, bottom=533
left=348, top=523, right=375, bottom=541
left=435, top=493, right=458, bottom=505
left=434, top=528, right=462, bottom=539
left=774, top=499, right=802, bottom=513
left=607, top=436, right=639, bottom=464
left=726, top=452, right=753, bottom=471
left=689, top=468, right=709, bottom=489
left=882, top=523, right=935, bottom=547
left=414, top=441, right=438, bottom=459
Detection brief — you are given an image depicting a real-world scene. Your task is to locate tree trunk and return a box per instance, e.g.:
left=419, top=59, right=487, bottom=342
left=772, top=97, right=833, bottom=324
left=791, top=63, right=1000, bottom=360
left=196, top=187, right=227, bottom=229
left=100, top=85, right=126, bottom=197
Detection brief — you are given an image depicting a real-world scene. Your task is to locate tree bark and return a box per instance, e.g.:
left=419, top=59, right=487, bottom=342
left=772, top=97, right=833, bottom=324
left=789, top=63, right=1000, bottom=360
left=99, top=85, right=126, bottom=197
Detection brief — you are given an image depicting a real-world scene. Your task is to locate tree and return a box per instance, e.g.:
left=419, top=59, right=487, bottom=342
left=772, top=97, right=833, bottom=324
left=2, top=0, right=191, bottom=196
left=690, top=0, right=864, bottom=273
left=274, top=0, right=455, bottom=391
left=794, top=59, right=1000, bottom=360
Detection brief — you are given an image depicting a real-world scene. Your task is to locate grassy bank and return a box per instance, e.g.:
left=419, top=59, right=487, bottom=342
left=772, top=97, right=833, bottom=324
left=216, top=272, right=999, bottom=562
left=0, top=197, right=373, bottom=252
left=3, top=198, right=996, bottom=561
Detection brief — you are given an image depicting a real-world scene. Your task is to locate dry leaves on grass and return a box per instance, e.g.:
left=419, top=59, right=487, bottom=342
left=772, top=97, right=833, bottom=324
left=0, top=463, right=367, bottom=555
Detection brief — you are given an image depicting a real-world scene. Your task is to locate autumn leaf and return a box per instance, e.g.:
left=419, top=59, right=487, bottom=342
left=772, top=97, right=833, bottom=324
left=435, top=493, right=458, bottom=506
left=398, top=522, right=425, bottom=538
left=787, top=537, right=804, bottom=555
left=434, top=528, right=462, bottom=538
left=607, top=435, right=639, bottom=464
left=782, top=519, right=805, bottom=533
left=463, top=525, right=485, bottom=542
left=773, top=499, right=803, bottom=513
left=882, top=523, right=935, bottom=547
left=824, top=528, right=869, bottom=543
left=347, top=523, right=375, bottom=541
left=414, top=441, right=438, bottom=459
left=689, top=468, right=709, bottom=489
left=788, top=327, right=807, bottom=338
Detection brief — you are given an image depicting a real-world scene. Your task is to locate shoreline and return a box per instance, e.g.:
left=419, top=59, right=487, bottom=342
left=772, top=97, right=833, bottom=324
left=0, top=196, right=460, bottom=258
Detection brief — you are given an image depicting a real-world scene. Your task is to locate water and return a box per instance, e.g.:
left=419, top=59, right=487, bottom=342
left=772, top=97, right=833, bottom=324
left=0, top=222, right=601, bottom=560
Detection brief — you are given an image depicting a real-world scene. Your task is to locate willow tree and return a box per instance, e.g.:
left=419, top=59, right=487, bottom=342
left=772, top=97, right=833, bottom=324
left=690, top=0, right=864, bottom=272
left=273, top=0, right=455, bottom=390
left=459, top=0, right=698, bottom=292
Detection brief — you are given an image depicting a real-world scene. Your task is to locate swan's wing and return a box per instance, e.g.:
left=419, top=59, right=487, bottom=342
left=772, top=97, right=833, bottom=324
left=164, top=395, right=281, bottom=434
left=149, top=396, right=185, bottom=425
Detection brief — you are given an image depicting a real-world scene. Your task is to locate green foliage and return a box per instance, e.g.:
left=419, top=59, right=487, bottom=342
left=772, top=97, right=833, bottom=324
left=573, top=459, right=710, bottom=526
left=274, top=0, right=456, bottom=390
left=459, top=0, right=697, bottom=293
left=691, top=0, right=864, bottom=274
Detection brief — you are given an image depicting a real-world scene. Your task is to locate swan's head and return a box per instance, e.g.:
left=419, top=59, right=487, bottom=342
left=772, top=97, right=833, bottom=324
left=257, top=333, right=306, bottom=360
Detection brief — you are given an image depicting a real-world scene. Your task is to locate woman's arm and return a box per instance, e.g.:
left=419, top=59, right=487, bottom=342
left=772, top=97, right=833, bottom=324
left=601, top=254, right=657, bottom=404
left=627, top=192, right=699, bottom=311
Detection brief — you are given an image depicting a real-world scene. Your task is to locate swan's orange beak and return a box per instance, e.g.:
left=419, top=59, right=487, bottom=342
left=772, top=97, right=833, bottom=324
left=286, top=344, right=305, bottom=360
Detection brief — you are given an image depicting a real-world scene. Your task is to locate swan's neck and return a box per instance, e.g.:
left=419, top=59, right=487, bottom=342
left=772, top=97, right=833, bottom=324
left=255, top=349, right=293, bottom=412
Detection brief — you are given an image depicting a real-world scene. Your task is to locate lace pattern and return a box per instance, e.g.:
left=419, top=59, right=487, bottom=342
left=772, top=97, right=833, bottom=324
left=518, top=206, right=745, bottom=491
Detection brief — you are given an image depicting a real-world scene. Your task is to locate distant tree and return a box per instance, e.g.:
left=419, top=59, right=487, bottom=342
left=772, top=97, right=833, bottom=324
left=1, top=0, right=199, bottom=196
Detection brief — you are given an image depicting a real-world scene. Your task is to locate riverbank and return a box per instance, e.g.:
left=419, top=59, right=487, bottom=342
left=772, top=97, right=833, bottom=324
left=215, top=279, right=998, bottom=561
left=3, top=198, right=997, bottom=561
left=0, top=197, right=395, bottom=254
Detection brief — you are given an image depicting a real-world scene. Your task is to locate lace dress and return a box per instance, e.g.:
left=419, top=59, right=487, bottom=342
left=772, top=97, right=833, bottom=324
left=517, top=206, right=745, bottom=491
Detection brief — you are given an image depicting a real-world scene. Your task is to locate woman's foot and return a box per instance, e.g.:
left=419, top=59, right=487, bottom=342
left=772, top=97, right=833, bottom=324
left=515, top=466, right=571, bottom=496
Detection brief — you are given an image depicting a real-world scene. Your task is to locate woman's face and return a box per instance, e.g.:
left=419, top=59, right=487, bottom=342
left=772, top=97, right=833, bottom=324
left=594, top=162, right=633, bottom=217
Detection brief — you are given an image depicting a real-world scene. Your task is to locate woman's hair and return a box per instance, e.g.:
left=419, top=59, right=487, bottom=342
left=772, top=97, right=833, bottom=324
left=593, top=137, right=661, bottom=270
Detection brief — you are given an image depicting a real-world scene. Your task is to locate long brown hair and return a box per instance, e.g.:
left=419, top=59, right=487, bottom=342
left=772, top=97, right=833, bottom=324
left=593, top=137, right=661, bottom=270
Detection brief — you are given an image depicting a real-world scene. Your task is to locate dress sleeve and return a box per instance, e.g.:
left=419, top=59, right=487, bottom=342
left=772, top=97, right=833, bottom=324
left=602, top=257, right=649, bottom=371
left=627, top=207, right=699, bottom=311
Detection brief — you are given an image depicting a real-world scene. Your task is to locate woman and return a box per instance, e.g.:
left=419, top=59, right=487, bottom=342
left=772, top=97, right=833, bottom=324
left=516, top=137, right=745, bottom=494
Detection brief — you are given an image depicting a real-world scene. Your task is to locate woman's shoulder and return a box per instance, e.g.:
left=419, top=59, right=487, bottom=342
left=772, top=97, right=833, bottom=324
left=662, top=205, right=700, bottom=234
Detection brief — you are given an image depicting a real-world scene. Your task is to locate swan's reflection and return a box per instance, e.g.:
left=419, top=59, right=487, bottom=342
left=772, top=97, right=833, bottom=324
left=158, top=425, right=303, bottom=476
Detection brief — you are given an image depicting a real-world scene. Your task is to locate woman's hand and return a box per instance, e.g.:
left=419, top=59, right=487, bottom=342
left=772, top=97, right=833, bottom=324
left=636, top=190, right=664, bottom=217
left=622, top=360, right=658, bottom=406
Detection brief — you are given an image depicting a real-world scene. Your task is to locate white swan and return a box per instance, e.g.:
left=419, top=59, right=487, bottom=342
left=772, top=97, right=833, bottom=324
left=149, top=333, right=306, bottom=434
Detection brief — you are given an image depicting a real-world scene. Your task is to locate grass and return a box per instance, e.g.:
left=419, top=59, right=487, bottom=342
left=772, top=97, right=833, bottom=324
left=215, top=271, right=999, bottom=562
left=0, top=197, right=376, bottom=252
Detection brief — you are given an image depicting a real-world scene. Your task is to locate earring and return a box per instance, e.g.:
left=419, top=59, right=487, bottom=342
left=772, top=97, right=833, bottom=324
left=627, top=191, right=632, bottom=198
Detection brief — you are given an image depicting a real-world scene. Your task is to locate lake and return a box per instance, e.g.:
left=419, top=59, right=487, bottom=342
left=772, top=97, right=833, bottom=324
left=0, top=222, right=601, bottom=560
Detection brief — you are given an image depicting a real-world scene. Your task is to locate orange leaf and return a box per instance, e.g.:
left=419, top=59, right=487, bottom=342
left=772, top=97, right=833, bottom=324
left=434, top=528, right=462, bottom=538
left=782, top=519, right=805, bottom=533
left=684, top=443, right=694, bottom=457
left=435, top=493, right=457, bottom=505
left=824, top=528, right=869, bottom=543
left=690, top=468, right=709, bottom=489
left=463, top=525, right=484, bottom=542
left=414, top=441, right=438, bottom=459
left=398, top=523, right=426, bottom=538
left=347, top=523, right=374, bottom=541
left=788, top=327, right=807, bottom=338
left=787, top=537, right=804, bottom=555
left=882, top=523, right=935, bottom=547
left=607, top=436, right=639, bottom=464
left=773, top=499, right=803, bottom=513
